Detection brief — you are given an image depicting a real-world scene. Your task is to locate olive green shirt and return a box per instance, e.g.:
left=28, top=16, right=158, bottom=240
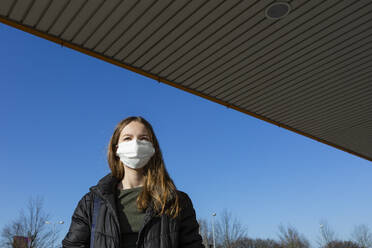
left=115, top=186, right=145, bottom=248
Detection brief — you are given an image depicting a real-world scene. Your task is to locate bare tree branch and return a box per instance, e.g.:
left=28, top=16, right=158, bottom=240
left=198, top=218, right=214, bottom=248
left=351, top=224, right=372, bottom=248
left=0, top=196, right=59, bottom=248
left=277, top=223, right=310, bottom=248
left=316, top=219, right=337, bottom=248
left=215, top=208, right=248, bottom=248
left=325, top=240, right=362, bottom=248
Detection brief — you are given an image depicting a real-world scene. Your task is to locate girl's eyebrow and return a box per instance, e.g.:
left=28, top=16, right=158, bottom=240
left=122, top=134, right=149, bottom=137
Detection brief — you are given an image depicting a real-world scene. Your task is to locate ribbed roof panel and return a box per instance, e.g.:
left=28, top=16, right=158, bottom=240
left=1, top=0, right=371, bottom=162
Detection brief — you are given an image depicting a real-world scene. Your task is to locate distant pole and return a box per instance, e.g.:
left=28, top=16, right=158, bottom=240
left=212, top=213, right=216, bottom=248
left=45, top=221, right=64, bottom=248
left=319, top=224, right=324, bottom=248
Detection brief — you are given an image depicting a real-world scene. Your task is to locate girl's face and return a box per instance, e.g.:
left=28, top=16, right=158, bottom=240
left=117, top=121, right=152, bottom=145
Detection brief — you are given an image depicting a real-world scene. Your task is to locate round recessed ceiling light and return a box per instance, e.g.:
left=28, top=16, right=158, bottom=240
left=265, top=2, right=291, bottom=20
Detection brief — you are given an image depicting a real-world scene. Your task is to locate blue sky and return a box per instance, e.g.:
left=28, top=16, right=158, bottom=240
left=1, top=23, right=371, bottom=247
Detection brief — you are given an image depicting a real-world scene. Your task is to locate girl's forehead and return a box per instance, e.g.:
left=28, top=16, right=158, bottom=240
left=120, top=122, right=150, bottom=135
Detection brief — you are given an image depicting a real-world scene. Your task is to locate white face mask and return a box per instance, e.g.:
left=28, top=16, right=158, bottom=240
left=116, top=139, right=155, bottom=169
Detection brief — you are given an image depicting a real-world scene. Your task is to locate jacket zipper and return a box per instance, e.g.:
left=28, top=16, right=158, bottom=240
left=136, top=208, right=155, bottom=248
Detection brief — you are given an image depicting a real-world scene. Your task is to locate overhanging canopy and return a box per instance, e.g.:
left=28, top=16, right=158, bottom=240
left=1, top=0, right=371, bottom=162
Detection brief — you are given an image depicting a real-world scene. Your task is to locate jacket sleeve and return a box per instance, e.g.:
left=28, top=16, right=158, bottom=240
left=62, top=193, right=92, bottom=248
left=178, top=192, right=205, bottom=248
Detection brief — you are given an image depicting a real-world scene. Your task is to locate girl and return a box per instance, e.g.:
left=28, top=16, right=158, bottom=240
left=62, top=116, right=204, bottom=248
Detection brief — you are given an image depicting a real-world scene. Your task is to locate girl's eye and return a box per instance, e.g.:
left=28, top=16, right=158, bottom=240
left=123, top=137, right=149, bottom=141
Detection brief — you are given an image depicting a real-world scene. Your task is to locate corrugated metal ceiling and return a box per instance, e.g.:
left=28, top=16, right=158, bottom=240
left=1, top=0, right=371, bottom=162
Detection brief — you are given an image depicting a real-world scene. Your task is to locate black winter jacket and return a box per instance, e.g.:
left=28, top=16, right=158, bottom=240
left=62, top=173, right=204, bottom=248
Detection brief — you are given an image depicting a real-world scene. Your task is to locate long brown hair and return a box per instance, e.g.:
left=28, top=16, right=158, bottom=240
left=107, top=116, right=180, bottom=218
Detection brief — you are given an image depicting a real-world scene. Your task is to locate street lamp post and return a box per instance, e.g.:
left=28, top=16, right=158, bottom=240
left=212, top=213, right=216, bottom=248
left=319, top=224, right=324, bottom=248
left=45, top=220, right=64, bottom=248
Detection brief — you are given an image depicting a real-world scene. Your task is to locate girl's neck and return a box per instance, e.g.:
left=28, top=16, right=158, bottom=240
left=118, top=166, right=145, bottom=190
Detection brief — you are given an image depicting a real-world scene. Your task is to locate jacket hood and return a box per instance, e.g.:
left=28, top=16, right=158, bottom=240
left=90, top=173, right=121, bottom=196
left=89, top=173, right=155, bottom=211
